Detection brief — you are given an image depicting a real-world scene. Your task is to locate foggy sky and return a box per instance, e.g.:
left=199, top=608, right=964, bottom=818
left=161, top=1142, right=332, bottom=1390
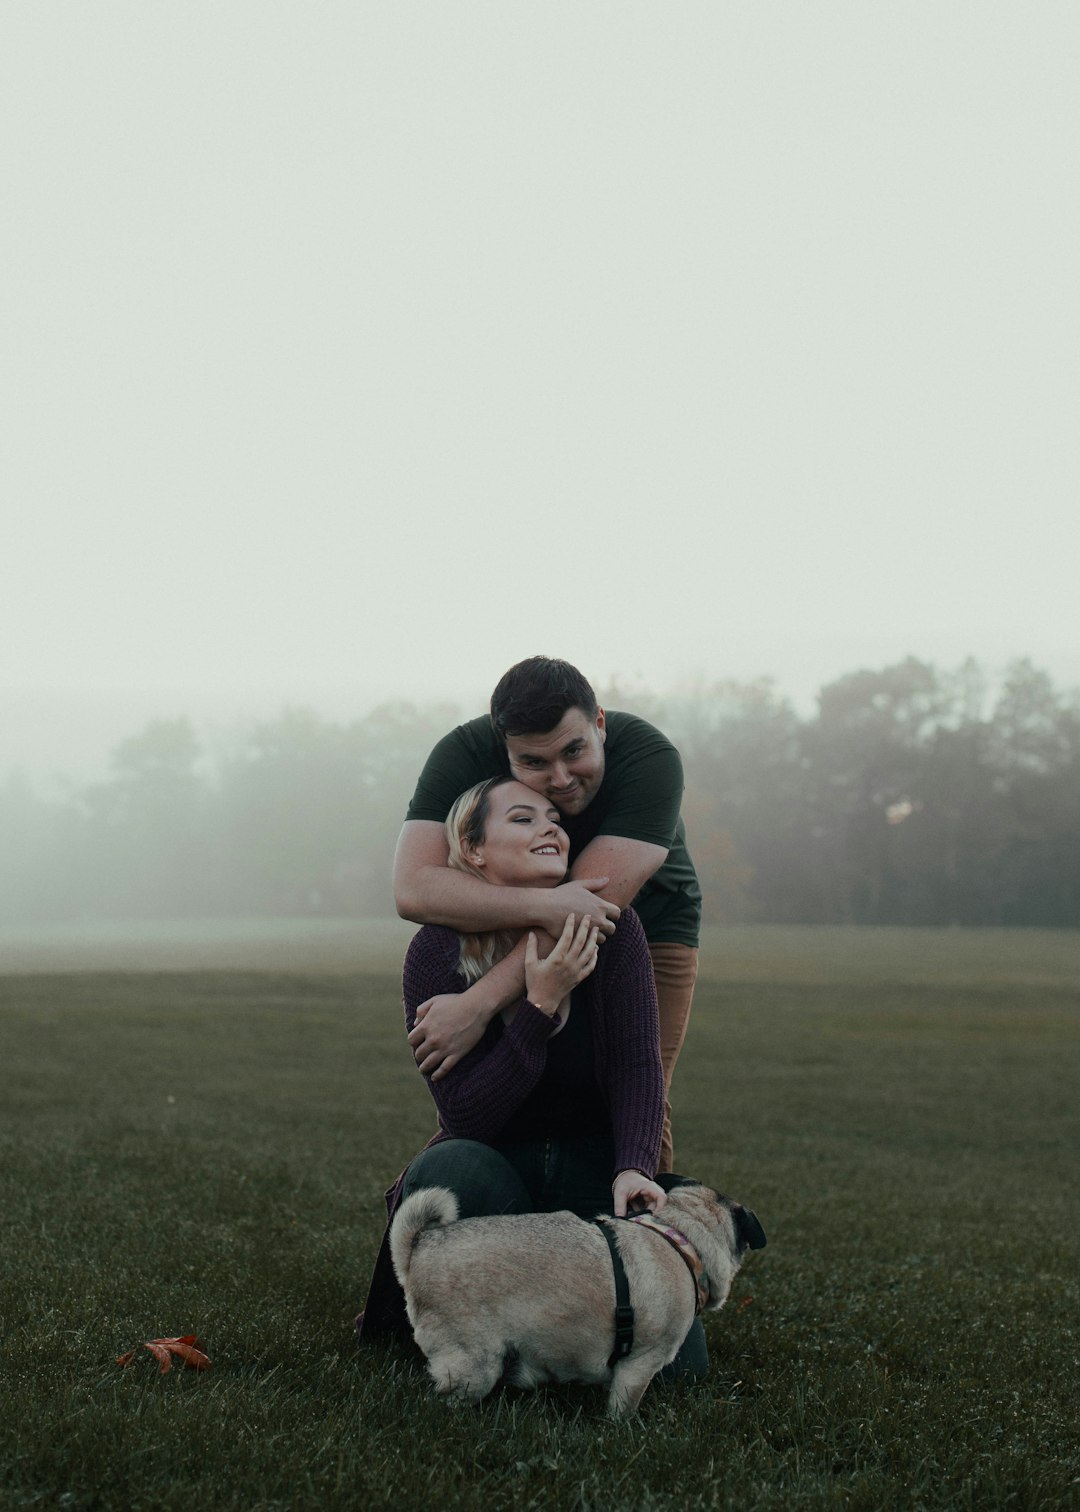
left=3, top=3, right=1078, bottom=779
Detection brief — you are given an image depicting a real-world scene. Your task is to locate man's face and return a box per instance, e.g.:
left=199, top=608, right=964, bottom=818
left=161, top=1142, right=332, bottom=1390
left=504, top=708, right=607, bottom=818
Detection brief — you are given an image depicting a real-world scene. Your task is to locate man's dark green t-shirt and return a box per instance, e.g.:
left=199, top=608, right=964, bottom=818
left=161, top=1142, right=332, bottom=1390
left=404, top=710, right=701, bottom=948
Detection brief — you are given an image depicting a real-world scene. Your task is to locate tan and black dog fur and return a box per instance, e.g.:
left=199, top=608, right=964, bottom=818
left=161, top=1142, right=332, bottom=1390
left=389, top=1178, right=765, bottom=1416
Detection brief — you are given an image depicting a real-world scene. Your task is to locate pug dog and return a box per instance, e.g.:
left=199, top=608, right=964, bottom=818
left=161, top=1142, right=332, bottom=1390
left=388, top=1177, right=766, bottom=1416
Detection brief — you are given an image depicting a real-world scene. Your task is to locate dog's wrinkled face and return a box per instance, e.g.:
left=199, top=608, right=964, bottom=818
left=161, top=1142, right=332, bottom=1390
left=655, top=1174, right=768, bottom=1259
left=641, top=1180, right=768, bottom=1314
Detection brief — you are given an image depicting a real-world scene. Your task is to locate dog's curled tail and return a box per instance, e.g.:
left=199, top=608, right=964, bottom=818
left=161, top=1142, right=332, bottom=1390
left=389, top=1185, right=460, bottom=1286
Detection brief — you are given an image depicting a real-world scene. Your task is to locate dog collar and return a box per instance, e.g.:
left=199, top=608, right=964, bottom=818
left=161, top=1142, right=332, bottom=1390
left=627, top=1213, right=710, bottom=1313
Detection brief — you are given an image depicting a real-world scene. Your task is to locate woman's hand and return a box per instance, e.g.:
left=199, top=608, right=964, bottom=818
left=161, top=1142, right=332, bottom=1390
left=524, top=913, right=600, bottom=1015
left=612, top=1170, right=667, bottom=1218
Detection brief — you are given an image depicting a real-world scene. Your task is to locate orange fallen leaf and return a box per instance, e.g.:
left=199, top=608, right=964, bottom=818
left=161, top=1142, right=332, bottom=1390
left=158, top=1336, right=211, bottom=1370
left=735, top=1295, right=755, bottom=1313
left=144, top=1341, right=173, bottom=1374
left=116, top=1335, right=211, bottom=1373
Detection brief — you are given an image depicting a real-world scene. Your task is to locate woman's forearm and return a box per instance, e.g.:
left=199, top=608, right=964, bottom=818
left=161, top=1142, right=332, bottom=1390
left=599, top=917, right=665, bottom=1177
left=428, top=1002, right=556, bottom=1141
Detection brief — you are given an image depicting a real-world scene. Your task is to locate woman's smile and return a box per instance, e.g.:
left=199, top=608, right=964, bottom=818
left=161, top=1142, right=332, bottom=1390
left=467, top=781, right=569, bottom=886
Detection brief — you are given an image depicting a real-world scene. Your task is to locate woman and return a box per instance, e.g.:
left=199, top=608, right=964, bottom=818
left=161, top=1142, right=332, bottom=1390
left=358, top=775, right=698, bottom=1364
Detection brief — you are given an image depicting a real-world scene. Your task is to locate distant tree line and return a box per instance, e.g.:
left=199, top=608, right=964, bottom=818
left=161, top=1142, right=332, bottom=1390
left=2, top=658, right=1078, bottom=928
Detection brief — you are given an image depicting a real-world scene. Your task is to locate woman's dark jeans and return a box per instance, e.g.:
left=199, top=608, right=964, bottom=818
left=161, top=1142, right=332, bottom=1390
left=402, top=1137, right=708, bottom=1380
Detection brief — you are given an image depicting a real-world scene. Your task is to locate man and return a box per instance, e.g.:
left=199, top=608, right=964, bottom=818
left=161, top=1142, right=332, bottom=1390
left=393, top=656, right=701, bottom=1173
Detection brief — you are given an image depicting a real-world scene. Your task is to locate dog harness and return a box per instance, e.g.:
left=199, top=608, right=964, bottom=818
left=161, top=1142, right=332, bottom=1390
left=596, top=1221, right=636, bottom=1366
left=595, top=1215, right=710, bottom=1368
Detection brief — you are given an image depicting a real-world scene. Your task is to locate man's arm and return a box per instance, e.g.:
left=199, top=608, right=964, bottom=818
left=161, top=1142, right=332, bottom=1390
left=394, top=820, right=621, bottom=936
left=568, top=835, right=669, bottom=909
left=408, top=933, right=533, bottom=1078
left=398, top=828, right=665, bottom=1081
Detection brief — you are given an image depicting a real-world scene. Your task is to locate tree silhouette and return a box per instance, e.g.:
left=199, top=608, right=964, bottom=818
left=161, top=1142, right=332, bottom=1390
left=1, top=664, right=1077, bottom=927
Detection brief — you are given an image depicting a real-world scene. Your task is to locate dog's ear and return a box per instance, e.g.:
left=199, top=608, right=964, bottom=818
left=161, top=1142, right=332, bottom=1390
left=734, top=1205, right=767, bottom=1251
left=655, top=1173, right=699, bottom=1194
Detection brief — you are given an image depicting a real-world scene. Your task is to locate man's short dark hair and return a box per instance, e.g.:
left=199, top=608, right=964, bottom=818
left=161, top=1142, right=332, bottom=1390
left=489, top=657, right=599, bottom=740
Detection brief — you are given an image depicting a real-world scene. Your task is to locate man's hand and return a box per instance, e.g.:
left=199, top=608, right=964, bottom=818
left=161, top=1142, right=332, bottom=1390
left=612, top=1171, right=667, bottom=1218
left=538, top=879, right=620, bottom=938
left=408, top=994, right=487, bottom=1080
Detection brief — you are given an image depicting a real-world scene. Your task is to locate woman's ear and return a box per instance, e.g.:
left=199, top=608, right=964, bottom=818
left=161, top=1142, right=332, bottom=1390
left=467, top=847, right=485, bottom=868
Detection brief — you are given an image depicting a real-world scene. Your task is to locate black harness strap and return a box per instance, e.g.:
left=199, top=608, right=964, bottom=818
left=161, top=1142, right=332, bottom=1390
left=596, top=1220, right=635, bottom=1367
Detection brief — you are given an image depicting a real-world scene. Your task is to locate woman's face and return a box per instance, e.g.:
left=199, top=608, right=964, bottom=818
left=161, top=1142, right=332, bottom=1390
left=467, top=781, right=569, bottom=888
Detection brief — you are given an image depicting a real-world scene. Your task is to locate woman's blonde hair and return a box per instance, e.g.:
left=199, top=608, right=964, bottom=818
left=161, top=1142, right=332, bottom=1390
left=445, top=775, right=518, bottom=984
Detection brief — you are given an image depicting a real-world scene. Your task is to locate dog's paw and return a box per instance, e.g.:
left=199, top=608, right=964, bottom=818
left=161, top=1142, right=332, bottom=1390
left=428, top=1354, right=501, bottom=1406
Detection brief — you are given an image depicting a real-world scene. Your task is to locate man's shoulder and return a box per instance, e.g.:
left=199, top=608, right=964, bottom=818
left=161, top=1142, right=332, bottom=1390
left=421, top=715, right=507, bottom=778
left=439, top=715, right=503, bottom=761
left=601, top=711, right=681, bottom=787
left=604, top=709, right=677, bottom=755
left=405, top=716, right=507, bottom=824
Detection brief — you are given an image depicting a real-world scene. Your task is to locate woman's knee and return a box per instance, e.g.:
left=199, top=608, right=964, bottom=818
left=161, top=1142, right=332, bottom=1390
left=401, top=1139, right=532, bottom=1219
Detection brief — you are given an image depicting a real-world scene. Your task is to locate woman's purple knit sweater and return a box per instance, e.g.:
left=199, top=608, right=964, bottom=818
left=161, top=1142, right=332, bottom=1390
left=401, top=907, right=664, bottom=1176
left=357, top=909, right=664, bottom=1338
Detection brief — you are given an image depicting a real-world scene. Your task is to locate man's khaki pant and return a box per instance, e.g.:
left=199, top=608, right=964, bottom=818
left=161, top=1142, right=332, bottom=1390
left=646, top=941, right=699, bottom=1174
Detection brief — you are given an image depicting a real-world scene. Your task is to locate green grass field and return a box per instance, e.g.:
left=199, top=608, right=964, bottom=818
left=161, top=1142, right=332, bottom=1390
left=2, top=924, right=1078, bottom=1510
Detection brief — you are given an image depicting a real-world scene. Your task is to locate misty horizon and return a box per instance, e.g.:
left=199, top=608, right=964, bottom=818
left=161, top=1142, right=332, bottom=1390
left=4, top=654, right=1077, bottom=935
left=5, top=647, right=1080, bottom=791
